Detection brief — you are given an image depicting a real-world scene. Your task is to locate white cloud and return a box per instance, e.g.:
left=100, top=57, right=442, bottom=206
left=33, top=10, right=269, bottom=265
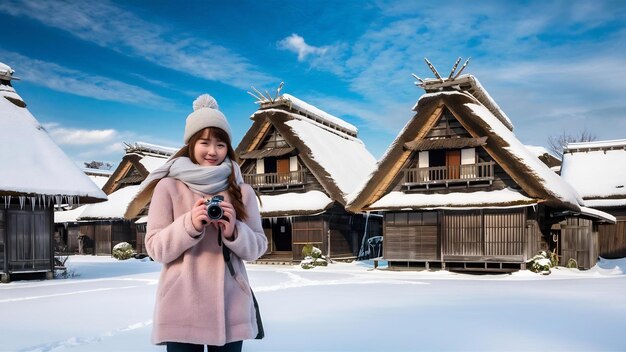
left=44, top=123, right=118, bottom=146
left=0, top=0, right=274, bottom=89
left=278, top=34, right=329, bottom=61
left=1, top=50, right=176, bottom=108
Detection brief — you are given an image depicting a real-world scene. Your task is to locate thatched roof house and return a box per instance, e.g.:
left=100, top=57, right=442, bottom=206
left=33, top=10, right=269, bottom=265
left=561, top=139, right=626, bottom=259
left=1, top=62, right=106, bottom=280
left=235, top=92, right=379, bottom=261
left=55, top=142, right=174, bottom=255
left=347, top=74, right=583, bottom=213
left=345, top=66, right=611, bottom=271
left=237, top=93, right=376, bottom=217
left=0, top=63, right=107, bottom=205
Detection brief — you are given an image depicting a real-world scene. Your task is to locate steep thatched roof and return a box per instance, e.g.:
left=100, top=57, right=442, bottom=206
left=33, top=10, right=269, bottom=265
left=347, top=77, right=583, bottom=212
left=102, top=142, right=175, bottom=195
left=236, top=94, right=376, bottom=208
left=0, top=64, right=106, bottom=205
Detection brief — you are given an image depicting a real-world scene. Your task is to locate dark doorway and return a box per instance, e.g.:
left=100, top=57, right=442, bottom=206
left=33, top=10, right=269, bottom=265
left=272, top=218, right=292, bottom=251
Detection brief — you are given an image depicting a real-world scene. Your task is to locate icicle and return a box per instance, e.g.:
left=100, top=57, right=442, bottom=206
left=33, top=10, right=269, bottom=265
left=55, top=195, right=63, bottom=206
left=30, top=196, right=36, bottom=212
left=4, top=195, right=11, bottom=209
left=47, top=195, right=52, bottom=208
left=19, top=196, right=26, bottom=210
left=68, top=196, right=75, bottom=208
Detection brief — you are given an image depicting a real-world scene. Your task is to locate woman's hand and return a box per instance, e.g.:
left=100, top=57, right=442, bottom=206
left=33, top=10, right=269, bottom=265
left=215, top=200, right=237, bottom=240
left=191, top=198, right=210, bottom=232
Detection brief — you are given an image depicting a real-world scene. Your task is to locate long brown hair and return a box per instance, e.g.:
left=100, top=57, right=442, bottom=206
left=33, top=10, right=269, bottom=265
left=175, top=127, right=247, bottom=221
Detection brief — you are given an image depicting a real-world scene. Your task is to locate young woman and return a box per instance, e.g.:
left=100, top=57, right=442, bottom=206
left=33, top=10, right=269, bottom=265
left=127, top=94, right=267, bottom=352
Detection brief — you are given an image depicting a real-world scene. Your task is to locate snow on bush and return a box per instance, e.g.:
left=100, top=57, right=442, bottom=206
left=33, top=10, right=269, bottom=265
left=300, top=244, right=328, bottom=269
left=527, top=250, right=557, bottom=274
left=112, top=242, right=136, bottom=260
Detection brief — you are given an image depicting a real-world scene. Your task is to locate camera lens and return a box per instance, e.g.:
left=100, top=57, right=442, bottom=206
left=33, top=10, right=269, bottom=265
left=208, top=204, right=223, bottom=220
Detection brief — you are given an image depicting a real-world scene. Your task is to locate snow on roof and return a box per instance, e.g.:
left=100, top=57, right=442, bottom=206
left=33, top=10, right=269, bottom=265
left=369, top=188, right=536, bottom=210
left=78, top=185, right=140, bottom=219
left=579, top=206, right=616, bottom=223
left=525, top=145, right=559, bottom=160
left=268, top=94, right=358, bottom=136
left=54, top=205, right=86, bottom=223
left=139, top=154, right=172, bottom=173
left=284, top=116, right=377, bottom=197
left=560, top=142, right=626, bottom=200
left=418, top=74, right=514, bottom=130
left=258, top=191, right=333, bottom=216
left=83, top=168, right=112, bottom=189
left=465, top=101, right=583, bottom=208
left=0, top=81, right=106, bottom=202
left=87, top=174, right=110, bottom=189
left=0, top=62, right=18, bottom=80
left=127, top=141, right=178, bottom=156
left=565, top=139, right=626, bottom=151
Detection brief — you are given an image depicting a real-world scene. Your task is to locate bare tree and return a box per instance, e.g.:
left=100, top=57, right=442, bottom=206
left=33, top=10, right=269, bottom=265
left=548, top=129, right=596, bottom=159
left=84, top=160, right=113, bottom=170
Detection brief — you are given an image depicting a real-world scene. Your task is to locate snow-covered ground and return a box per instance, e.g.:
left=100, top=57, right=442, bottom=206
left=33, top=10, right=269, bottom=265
left=2, top=256, right=625, bottom=352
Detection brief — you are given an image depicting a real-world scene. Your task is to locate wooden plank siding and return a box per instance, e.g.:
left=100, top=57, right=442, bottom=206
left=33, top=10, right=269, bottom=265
left=0, top=209, right=5, bottom=273
left=442, top=209, right=526, bottom=261
left=560, top=218, right=597, bottom=269
left=5, top=207, right=53, bottom=273
left=384, top=208, right=530, bottom=266
left=598, top=219, right=626, bottom=259
left=384, top=211, right=439, bottom=261
left=292, top=216, right=324, bottom=260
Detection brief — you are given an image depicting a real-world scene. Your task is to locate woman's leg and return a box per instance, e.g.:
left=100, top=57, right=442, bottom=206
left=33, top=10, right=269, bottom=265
left=206, top=341, right=242, bottom=352
left=166, top=342, right=205, bottom=352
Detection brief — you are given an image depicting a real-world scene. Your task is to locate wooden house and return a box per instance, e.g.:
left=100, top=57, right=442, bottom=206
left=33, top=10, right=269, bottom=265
left=236, top=92, right=379, bottom=262
left=54, top=142, right=175, bottom=255
left=560, top=139, right=626, bottom=263
left=0, top=63, right=106, bottom=282
left=346, top=67, right=613, bottom=271
left=54, top=168, right=111, bottom=254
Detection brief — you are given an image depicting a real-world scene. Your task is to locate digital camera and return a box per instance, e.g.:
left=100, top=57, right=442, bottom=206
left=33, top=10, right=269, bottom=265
left=206, top=195, right=225, bottom=220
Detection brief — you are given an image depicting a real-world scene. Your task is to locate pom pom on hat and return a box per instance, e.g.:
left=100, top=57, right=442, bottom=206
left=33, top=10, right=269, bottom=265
left=184, top=94, right=232, bottom=144
left=193, top=94, right=219, bottom=111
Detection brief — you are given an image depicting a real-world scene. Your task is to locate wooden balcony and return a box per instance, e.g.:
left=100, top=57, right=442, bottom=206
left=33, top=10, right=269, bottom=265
left=403, top=161, right=495, bottom=189
left=244, top=170, right=307, bottom=190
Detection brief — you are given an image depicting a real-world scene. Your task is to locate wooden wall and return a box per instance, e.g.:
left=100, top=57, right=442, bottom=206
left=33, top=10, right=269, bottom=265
left=0, top=209, right=5, bottom=273
left=2, top=206, right=53, bottom=273
left=292, top=216, right=324, bottom=260
left=384, top=208, right=530, bottom=264
left=384, top=211, right=439, bottom=261
left=560, top=217, right=596, bottom=269
left=598, top=213, right=626, bottom=259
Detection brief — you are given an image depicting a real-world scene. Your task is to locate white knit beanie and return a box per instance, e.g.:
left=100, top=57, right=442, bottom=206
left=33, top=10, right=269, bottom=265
left=184, top=94, right=232, bottom=144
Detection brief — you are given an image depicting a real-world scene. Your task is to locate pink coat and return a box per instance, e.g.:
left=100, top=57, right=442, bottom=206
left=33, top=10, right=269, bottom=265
left=145, top=177, right=267, bottom=346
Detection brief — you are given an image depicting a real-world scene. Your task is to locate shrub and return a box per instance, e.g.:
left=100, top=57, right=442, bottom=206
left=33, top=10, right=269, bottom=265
left=527, top=250, right=554, bottom=274
left=112, top=242, right=136, bottom=260
left=300, top=244, right=328, bottom=269
left=567, top=258, right=578, bottom=269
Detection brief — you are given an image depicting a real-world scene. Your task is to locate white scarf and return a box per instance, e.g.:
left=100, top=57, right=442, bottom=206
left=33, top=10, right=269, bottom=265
left=140, top=156, right=244, bottom=196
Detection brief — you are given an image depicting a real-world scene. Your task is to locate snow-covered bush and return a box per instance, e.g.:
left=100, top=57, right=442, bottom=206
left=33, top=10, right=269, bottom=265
left=112, top=242, right=136, bottom=260
left=300, top=244, right=328, bottom=269
left=527, top=250, right=554, bottom=274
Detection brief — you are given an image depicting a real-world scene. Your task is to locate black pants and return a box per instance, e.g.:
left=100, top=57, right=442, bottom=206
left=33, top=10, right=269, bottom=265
left=166, top=341, right=242, bottom=352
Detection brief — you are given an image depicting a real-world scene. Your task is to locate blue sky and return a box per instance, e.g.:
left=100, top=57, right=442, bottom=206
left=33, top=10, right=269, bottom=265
left=2, top=0, right=626, bottom=168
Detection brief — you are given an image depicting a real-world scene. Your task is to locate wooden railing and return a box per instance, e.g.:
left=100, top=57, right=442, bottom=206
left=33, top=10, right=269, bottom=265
left=244, top=170, right=307, bottom=188
left=403, top=161, right=495, bottom=186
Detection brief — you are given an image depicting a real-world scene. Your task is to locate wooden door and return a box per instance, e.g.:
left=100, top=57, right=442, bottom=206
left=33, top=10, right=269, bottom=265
left=277, top=158, right=290, bottom=183
left=446, top=150, right=461, bottom=179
